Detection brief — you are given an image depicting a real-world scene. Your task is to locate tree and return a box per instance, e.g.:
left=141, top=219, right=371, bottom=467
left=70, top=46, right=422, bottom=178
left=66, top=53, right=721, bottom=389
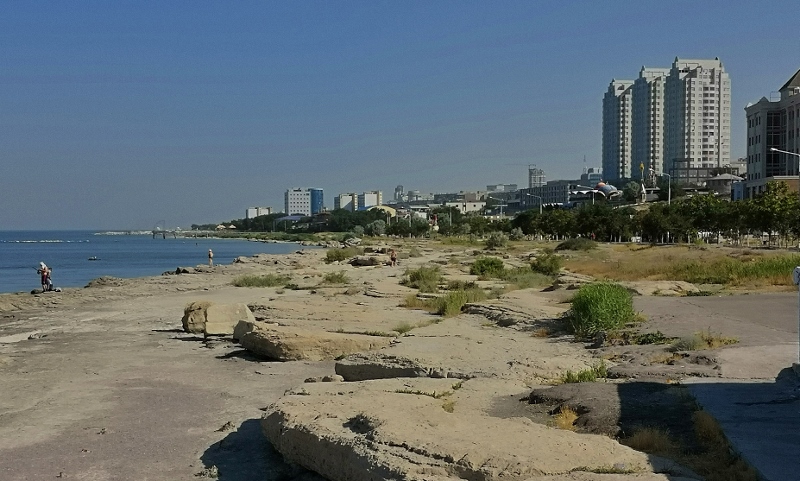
left=623, top=181, right=641, bottom=202
left=365, top=220, right=386, bottom=236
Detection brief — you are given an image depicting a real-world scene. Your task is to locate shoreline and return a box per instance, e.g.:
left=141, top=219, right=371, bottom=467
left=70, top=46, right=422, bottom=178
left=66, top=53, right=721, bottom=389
left=0, top=242, right=790, bottom=480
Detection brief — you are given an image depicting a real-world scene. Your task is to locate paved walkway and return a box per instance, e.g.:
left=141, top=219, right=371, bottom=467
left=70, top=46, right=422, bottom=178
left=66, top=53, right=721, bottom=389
left=637, top=294, right=800, bottom=481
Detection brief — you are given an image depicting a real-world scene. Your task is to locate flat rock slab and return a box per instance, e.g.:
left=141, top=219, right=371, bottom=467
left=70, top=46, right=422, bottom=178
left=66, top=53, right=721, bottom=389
left=336, top=316, right=592, bottom=383
left=262, top=378, right=697, bottom=481
left=181, top=301, right=256, bottom=335
left=239, top=325, right=392, bottom=361
left=621, top=281, right=699, bottom=297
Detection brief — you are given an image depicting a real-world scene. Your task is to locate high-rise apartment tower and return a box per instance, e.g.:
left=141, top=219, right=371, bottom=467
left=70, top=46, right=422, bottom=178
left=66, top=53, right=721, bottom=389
left=602, top=79, right=634, bottom=181
left=632, top=67, right=670, bottom=176
left=664, top=58, right=731, bottom=176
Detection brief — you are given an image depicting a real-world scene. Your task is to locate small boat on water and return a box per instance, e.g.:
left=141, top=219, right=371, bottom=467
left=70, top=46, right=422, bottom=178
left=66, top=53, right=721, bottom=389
left=88, top=256, right=99, bottom=261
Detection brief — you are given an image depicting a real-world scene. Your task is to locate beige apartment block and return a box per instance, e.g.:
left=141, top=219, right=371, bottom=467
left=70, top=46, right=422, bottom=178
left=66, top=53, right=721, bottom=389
left=632, top=67, right=670, bottom=176
left=602, top=79, right=634, bottom=181
left=664, top=57, right=731, bottom=177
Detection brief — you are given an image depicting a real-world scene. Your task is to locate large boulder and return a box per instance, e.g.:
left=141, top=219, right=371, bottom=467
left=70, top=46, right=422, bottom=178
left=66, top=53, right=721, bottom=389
left=262, top=378, right=698, bottom=481
left=181, top=301, right=256, bottom=336
left=239, top=325, right=391, bottom=361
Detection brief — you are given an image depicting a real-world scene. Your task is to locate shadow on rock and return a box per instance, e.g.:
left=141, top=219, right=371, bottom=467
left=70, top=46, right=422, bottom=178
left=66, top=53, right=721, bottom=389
left=215, top=349, right=277, bottom=362
left=200, top=419, right=324, bottom=481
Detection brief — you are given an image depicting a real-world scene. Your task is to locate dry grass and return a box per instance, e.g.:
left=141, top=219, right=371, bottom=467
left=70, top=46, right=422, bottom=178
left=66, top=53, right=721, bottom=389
left=621, top=427, right=680, bottom=456
left=531, top=327, right=551, bottom=338
left=649, top=351, right=682, bottom=364
left=441, top=398, right=456, bottom=413
left=552, top=405, right=578, bottom=430
left=562, top=243, right=798, bottom=287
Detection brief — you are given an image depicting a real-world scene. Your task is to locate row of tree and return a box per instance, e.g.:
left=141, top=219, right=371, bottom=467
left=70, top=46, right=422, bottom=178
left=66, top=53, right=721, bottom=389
left=207, top=182, right=800, bottom=246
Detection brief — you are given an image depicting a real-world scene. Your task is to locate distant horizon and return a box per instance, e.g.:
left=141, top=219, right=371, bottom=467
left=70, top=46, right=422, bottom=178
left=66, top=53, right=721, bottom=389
left=3, top=1, right=799, bottom=230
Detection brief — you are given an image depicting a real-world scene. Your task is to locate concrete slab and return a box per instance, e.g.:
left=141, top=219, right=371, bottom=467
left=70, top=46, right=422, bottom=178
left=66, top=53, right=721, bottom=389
left=686, top=374, right=800, bottom=481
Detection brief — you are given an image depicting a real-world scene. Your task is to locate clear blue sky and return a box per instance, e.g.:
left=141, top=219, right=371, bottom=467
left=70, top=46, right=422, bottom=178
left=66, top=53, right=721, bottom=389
left=2, top=1, right=798, bottom=230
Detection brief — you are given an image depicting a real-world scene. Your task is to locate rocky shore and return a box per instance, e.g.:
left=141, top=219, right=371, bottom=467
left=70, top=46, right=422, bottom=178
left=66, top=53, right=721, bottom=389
left=0, top=242, right=780, bottom=480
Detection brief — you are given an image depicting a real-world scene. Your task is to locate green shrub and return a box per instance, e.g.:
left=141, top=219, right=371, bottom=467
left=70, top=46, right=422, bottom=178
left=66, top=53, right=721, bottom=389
left=392, top=322, right=414, bottom=335
left=323, top=271, right=349, bottom=284
left=567, top=283, right=636, bottom=338
left=470, top=257, right=505, bottom=278
left=555, top=238, right=598, bottom=251
left=485, top=232, right=509, bottom=250
left=432, top=288, right=487, bottom=317
left=509, top=227, right=525, bottom=241
left=561, top=361, right=608, bottom=383
left=447, top=280, right=478, bottom=290
left=500, top=268, right=552, bottom=290
left=401, top=266, right=443, bottom=293
left=665, top=254, right=800, bottom=285
left=531, top=252, right=563, bottom=276
left=232, top=274, right=291, bottom=287
left=325, top=247, right=363, bottom=263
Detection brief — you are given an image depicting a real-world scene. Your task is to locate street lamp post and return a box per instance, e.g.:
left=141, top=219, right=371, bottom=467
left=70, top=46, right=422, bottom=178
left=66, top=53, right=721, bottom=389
left=524, top=193, right=543, bottom=214
left=487, top=196, right=507, bottom=218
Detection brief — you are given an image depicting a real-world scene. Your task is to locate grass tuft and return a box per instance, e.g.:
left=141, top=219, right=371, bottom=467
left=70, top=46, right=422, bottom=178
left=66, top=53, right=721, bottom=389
left=561, top=361, right=608, bottom=383
left=555, top=238, right=597, bottom=251
left=552, top=405, right=578, bottom=430
left=322, top=271, right=349, bottom=284
left=469, top=257, right=505, bottom=278
left=232, top=274, right=291, bottom=287
left=325, top=247, right=363, bottom=263
left=401, top=266, right=443, bottom=293
left=441, top=398, right=456, bottom=413
left=432, top=288, right=487, bottom=317
left=672, top=328, right=738, bottom=351
left=566, top=283, right=637, bottom=339
left=621, top=427, right=680, bottom=456
left=392, top=322, right=414, bottom=335
left=531, top=252, right=563, bottom=275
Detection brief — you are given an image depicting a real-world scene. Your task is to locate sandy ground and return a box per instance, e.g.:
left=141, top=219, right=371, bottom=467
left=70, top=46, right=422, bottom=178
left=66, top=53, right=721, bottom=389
left=1, top=243, right=796, bottom=480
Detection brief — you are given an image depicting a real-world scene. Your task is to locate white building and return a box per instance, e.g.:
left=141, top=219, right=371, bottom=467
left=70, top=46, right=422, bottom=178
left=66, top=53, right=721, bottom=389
left=632, top=67, right=670, bottom=175
left=284, top=188, right=324, bottom=216
left=664, top=57, right=731, bottom=176
left=245, top=206, right=272, bottom=219
left=444, top=201, right=486, bottom=214
left=743, top=69, right=800, bottom=198
left=357, top=191, right=383, bottom=210
left=334, top=193, right=357, bottom=211
left=602, top=79, right=634, bottom=181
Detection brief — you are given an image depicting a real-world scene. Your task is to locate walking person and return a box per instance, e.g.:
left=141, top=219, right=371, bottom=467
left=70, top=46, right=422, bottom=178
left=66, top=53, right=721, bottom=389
left=208, top=249, right=214, bottom=267
left=389, top=249, right=397, bottom=267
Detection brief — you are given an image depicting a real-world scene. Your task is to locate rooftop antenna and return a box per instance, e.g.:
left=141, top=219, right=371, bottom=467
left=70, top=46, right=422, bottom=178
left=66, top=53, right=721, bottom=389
left=583, top=155, right=587, bottom=174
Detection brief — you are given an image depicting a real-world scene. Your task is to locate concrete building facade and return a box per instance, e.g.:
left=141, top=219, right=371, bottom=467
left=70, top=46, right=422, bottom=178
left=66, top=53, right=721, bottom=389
left=602, top=79, right=634, bottom=181
left=357, top=191, right=383, bottom=210
left=334, top=193, right=358, bottom=211
left=664, top=58, right=731, bottom=178
left=245, top=207, right=272, bottom=219
left=632, top=67, right=670, bottom=175
left=285, top=188, right=323, bottom=216
left=744, top=69, right=800, bottom=198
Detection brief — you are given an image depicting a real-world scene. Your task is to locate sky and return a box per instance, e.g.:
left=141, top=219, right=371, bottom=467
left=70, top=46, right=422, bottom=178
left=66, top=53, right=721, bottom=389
left=2, top=1, right=799, bottom=230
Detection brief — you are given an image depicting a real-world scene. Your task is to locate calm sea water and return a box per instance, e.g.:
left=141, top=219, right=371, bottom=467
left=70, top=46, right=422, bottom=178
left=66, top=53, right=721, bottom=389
left=0, top=231, right=315, bottom=294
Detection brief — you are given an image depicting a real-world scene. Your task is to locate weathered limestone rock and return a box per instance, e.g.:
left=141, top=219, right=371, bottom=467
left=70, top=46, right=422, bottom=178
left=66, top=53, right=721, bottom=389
left=549, top=272, right=594, bottom=290
left=621, top=281, right=700, bottom=297
left=239, top=325, right=391, bottom=361
left=181, top=301, right=256, bottom=336
left=232, top=319, right=281, bottom=341
left=349, top=255, right=384, bottom=267
left=335, top=352, right=433, bottom=381
left=262, top=378, right=699, bottom=481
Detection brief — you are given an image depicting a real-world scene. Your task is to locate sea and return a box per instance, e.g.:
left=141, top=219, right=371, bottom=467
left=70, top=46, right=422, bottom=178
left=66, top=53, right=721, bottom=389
left=0, top=230, right=316, bottom=294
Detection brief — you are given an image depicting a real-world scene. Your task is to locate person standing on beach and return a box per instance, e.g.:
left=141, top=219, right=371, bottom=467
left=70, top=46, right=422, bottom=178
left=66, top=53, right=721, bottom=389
left=37, top=262, right=52, bottom=291
left=208, top=249, right=214, bottom=267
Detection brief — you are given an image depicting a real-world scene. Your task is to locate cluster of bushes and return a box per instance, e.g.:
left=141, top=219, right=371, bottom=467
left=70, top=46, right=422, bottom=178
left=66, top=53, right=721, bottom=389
left=401, top=266, right=443, bottom=293
left=325, top=247, right=364, bottom=263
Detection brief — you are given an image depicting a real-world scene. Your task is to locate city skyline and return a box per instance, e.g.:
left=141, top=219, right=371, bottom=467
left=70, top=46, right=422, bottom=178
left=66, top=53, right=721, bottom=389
left=2, top=2, right=799, bottom=229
